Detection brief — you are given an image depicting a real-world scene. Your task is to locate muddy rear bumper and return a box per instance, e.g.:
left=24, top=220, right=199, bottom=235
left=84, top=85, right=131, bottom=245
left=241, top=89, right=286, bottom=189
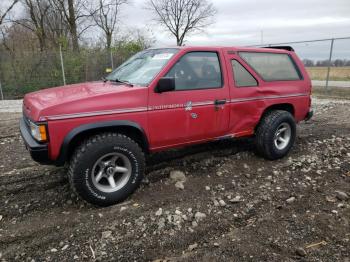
left=20, top=118, right=51, bottom=164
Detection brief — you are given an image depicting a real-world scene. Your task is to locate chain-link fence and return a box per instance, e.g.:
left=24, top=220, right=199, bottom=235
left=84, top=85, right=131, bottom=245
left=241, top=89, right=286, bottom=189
left=0, top=47, right=133, bottom=99
left=252, top=37, right=350, bottom=98
left=0, top=37, right=350, bottom=99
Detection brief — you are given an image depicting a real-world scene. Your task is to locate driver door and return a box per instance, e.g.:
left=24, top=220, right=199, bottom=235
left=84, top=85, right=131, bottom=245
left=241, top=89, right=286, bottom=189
left=148, top=50, right=230, bottom=150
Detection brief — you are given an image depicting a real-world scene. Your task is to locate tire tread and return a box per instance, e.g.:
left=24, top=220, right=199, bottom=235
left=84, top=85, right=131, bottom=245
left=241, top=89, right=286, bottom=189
left=256, top=110, right=295, bottom=160
left=68, top=132, right=145, bottom=205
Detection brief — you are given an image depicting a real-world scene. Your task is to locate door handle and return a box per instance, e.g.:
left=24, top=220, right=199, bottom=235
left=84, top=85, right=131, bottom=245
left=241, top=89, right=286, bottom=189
left=214, top=99, right=226, bottom=111
left=214, top=99, right=227, bottom=105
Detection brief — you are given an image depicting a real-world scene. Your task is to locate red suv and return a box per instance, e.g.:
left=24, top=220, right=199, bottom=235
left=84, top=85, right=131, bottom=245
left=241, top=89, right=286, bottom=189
left=20, top=46, right=313, bottom=206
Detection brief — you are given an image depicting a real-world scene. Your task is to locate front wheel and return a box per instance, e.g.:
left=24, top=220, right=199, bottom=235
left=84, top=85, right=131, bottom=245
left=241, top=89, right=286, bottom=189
left=68, top=133, right=145, bottom=206
left=255, top=110, right=296, bottom=160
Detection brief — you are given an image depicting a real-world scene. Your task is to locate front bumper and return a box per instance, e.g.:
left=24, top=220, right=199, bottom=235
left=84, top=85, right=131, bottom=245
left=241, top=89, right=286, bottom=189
left=20, top=118, right=51, bottom=164
left=304, top=109, right=314, bottom=121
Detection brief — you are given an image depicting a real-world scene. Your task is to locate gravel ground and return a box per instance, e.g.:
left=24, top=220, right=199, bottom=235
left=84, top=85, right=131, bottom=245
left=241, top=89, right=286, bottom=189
left=0, top=100, right=22, bottom=113
left=0, top=98, right=349, bottom=261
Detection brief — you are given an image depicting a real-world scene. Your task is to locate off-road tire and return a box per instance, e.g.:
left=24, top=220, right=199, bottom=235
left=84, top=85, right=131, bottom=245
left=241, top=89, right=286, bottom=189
left=68, top=133, right=145, bottom=206
left=255, top=110, right=296, bottom=160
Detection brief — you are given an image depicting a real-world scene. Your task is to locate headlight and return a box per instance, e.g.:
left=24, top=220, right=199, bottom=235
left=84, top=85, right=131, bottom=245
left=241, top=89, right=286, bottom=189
left=29, top=122, right=47, bottom=142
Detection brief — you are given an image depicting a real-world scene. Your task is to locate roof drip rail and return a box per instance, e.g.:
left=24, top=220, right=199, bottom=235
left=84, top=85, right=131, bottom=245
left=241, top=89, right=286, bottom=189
left=263, top=46, right=295, bottom=51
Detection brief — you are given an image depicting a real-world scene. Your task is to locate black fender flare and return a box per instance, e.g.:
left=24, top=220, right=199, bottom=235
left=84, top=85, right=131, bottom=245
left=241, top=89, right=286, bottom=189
left=55, top=120, right=149, bottom=166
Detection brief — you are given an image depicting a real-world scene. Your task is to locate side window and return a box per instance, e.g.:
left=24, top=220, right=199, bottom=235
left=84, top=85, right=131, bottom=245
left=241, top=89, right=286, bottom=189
left=165, top=52, right=222, bottom=90
left=239, top=52, right=301, bottom=81
left=231, top=60, right=258, bottom=87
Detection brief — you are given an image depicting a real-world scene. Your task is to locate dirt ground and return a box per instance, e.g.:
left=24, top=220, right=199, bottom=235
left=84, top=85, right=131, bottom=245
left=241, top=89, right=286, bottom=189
left=0, top=98, right=349, bottom=262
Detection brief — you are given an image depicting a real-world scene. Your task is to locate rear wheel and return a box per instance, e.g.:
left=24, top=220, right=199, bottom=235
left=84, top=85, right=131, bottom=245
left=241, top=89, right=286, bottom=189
left=255, top=110, right=296, bottom=160
left=68, top=133, right=145, bottom=206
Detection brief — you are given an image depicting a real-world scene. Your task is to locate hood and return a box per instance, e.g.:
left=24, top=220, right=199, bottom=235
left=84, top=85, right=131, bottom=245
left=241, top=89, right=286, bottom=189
left=23, top=81, right=148, bottom=121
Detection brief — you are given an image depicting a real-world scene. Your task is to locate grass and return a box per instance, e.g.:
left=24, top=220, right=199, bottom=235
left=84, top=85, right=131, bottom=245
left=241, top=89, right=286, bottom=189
left=312, top=85, right=350, bottom=99
left=306, top=67, right=350, bottom=81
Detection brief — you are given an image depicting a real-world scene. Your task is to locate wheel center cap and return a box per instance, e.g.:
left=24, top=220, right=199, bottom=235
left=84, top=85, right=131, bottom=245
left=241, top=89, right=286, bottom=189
left=106, top=166, right=114, bottom=176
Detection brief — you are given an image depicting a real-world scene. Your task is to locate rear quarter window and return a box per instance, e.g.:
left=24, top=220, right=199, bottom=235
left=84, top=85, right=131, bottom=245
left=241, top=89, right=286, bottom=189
left=239, top=52, right=302, bottom=81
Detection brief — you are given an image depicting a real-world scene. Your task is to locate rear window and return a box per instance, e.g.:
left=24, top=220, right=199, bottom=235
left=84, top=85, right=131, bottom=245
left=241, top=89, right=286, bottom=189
left=239, top=52, right=301, bottom=81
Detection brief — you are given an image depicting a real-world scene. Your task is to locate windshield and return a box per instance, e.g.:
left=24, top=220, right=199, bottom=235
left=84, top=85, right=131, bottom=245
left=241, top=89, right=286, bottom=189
left=106, top=48, right=179, bottom=86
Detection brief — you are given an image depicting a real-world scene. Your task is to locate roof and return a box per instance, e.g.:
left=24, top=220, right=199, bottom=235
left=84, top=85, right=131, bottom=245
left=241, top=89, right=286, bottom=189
left=149, top=45, right=293, bottom=53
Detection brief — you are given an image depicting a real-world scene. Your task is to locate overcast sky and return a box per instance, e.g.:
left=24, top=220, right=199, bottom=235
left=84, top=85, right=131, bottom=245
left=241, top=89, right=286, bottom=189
left=119, top=0, right=350, bottom=59
left=123, top=0, right=350, bottom=45
left=2, top=0, right=350, bottom=59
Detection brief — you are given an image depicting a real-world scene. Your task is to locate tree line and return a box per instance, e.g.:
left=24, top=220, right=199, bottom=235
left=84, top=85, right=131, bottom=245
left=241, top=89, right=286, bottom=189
left=303, top=59, right=350, bottom=67
left=0, top=0, right=216, bottom=51
left=0, top=0, right=216, bottom=98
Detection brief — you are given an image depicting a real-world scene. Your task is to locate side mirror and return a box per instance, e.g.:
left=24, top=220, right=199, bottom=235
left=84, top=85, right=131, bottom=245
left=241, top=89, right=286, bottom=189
left=155, top=77, right=175, bottom=93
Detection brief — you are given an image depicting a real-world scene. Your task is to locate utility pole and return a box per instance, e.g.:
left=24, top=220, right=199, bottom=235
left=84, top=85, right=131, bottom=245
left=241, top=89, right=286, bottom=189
left=325, top=38, right=334, bottom=90
left=0, top=81, right=3, bottom=100
left=59, top=44, right=66, bottom=86
left=110, top=49, right=114, bottom=69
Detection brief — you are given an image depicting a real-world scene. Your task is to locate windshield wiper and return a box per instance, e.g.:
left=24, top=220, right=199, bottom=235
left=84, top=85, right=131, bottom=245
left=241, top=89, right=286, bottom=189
left=101, top=76, right=107, bottom=83
left=114, top=78, right=134, bottom=87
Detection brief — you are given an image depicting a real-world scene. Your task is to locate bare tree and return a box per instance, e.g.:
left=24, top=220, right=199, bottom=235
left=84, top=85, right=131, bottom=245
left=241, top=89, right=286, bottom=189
left=45, top=5, right=70, bottom=47
left=89, top=0, right=128, bottom=49
left=50, top=0, right=91, bottom=52
left=148, top=0, right=216, bottom=46
left=14, top=0, right=50, bottom=51
left=0, top=0, right=19, bottom=25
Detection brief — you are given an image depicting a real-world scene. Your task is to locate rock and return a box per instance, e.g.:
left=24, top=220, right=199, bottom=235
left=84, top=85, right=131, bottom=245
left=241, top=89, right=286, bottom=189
left=230, top=196, right=241, bottom=203
left=66, top=200, right=73, bottom=205
left=337, top=203, right=345, bottom=208
left=61, top=244, right=69, bottom=251
left=194, top=212, right=206, bottom=222
left=175, top=181, right=184, bottom=190
left=188, top=243, right=198, bottom=251
left=335, top=191, right=349, bottom=201
left=155, top=208, right=163, bottom=216
left=50, top=248, right=58, bottom=253
left=0, top=215, right=2, bottom=221
left=120, top=206, right=128, bottom=212
left=213, top=242, right=220, bottom=247
left=175, top=210, right=182, bottom=215
left=205, top=186, right=210, bottom=191
left=219, top=200, right=226, bottom=207
left=102, top=231, right=112, bottom=239
left=173, top=214, right=181, bottom=223
left=213, top=199, right=219, bottom=207
left=295, top=247, right=307, bottom=257
left=158, top=218, right=166, bottom=229
left=286, top=197, right=296, bottom=204
left=170, top=170, right=186, bottom=182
